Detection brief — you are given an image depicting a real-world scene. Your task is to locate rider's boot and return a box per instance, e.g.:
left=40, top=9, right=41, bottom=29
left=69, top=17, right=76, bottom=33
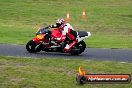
left=63, top=40, right=77, bottom=52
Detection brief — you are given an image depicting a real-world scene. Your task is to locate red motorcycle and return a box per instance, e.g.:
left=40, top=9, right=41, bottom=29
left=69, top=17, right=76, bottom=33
left=26, top=26, right=91, bottom=55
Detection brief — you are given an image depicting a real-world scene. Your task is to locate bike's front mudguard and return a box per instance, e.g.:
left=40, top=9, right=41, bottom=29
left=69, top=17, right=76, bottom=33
left=32, top=38, right=39, bottom=45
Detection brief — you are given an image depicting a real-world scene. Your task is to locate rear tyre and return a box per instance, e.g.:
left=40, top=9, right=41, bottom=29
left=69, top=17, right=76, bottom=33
left=26, top=40, right=41, bottom=53
left=69, top=41, right=86, bottom=55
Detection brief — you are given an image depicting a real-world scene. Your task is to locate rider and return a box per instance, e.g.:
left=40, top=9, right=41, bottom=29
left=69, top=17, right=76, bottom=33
left=49, top=18, right=77, bottom=52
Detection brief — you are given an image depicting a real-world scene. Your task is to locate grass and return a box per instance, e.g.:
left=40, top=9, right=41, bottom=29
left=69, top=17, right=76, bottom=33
left=0, top=0, right=132, bottom=48
left=87, top=34, right=132, bottom=48
left=0, top=56, right=131, bottom=88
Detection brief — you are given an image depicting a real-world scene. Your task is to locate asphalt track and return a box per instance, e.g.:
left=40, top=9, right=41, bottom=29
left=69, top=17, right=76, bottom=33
left=0, top=44, right=132, bottom=62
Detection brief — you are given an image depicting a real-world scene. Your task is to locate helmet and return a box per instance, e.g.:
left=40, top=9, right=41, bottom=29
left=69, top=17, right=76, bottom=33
left=56, top=18, right=65, bottom=29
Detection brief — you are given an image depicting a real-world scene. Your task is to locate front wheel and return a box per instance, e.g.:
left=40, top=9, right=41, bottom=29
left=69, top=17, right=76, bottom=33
left=69, top=41, right=86, bottom=55
left=26, top=40, right=41, bottom=53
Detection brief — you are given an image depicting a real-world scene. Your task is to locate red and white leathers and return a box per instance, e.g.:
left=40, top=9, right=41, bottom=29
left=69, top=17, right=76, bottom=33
left=50, top=23, right=77, bottom=51
left=56, top=23, right=74, bottom=41
left=57, top=23, right=78, bottom=51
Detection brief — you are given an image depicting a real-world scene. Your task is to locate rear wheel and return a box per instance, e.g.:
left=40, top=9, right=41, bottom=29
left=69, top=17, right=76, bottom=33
left=26, top=40, right=41, bottom=53
left=69, top=41, right=86, bottom=55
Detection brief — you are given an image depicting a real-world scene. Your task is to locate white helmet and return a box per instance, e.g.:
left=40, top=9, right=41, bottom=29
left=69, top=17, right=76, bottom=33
left=56, top=18, right=65, bottom=28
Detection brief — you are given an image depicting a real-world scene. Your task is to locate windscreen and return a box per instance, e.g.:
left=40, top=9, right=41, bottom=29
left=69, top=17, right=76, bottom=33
left=36, top=26, right=50, bottom=35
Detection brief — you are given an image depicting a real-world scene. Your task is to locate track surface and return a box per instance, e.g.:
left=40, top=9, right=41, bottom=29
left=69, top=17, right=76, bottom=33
left=0, top=44, right=132, bottom=62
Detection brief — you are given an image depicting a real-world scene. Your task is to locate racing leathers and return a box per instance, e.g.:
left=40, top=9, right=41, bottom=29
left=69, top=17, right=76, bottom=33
left=50, top=23, right=77, bottom=52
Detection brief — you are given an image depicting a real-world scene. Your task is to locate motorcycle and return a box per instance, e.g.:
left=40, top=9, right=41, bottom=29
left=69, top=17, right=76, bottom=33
left=26, top=26, right=91, bottom=55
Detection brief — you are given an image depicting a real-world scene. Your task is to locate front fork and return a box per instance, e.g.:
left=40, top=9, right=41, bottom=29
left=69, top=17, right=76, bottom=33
left=35, top=42, right=43, bottom=50
left=32, top=38, right=43, bottom=50
left=32, top=38, right=39, bottom=44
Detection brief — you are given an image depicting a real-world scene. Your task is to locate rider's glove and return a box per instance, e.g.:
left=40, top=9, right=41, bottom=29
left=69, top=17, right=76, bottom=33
left=53, top=38, right=57, bottom=41
left=53, top=38, right=61, bottom=41
left=51, top=38, right=57, bottom=41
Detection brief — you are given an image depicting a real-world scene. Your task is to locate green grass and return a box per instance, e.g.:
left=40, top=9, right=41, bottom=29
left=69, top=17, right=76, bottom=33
left=87, top=34, right=132, bottom=48
left=0, top=56, right=131, bottom=88
left=0, top=0, right=132, bottom=48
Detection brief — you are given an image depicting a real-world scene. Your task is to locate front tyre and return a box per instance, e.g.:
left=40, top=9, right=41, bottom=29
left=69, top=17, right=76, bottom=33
left=26, top=40, right=40, bottom=53
left=70, top=41, right=86, bottom=55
